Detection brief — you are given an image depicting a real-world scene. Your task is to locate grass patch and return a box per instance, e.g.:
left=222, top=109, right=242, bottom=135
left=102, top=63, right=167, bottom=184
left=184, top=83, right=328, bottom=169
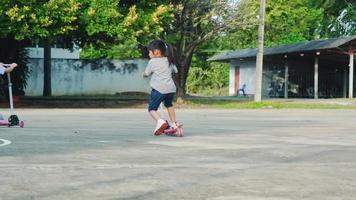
left=188, top=87, right=229, bottom=97
left=181, top=99, right=356, bottom=109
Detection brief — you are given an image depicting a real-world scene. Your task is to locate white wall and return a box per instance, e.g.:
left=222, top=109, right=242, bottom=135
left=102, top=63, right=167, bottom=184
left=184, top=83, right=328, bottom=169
left=229, top=65, right=236, bottom=96
left=25, top=58, right=151, bottom=96
left=230, top=60, right=256, bottom=96
left=26, top=47, right=80, bottom=59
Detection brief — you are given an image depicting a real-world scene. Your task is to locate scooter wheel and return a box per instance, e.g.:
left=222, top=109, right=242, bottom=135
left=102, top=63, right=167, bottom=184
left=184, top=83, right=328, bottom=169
left=20, top=121, right=24, bottom=128
left=8, top=115, right=19, bottom=126
left=176, top=127, right=184, bottom=137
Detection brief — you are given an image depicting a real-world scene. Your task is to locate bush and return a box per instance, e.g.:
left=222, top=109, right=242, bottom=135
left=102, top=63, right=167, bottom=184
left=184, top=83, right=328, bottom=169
left=187, top=62, right=229, bottom=96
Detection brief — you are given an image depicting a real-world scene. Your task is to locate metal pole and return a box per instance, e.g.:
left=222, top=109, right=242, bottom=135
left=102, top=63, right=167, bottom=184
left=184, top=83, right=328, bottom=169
left=284, top=57, right=288, bottom=99
left=2, top=64, right=14, bottom=113
left=314, top=56, right=319, bottom=99
left=254, top=0, right=266, bottom=102
left=343, top=68, right=347, bottom=98
left=349, top=51, right=354, bottom=99
left=7, top=73, right=14, bottom=113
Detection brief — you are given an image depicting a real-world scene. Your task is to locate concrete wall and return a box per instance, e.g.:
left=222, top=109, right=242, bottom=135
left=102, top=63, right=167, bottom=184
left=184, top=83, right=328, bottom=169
left=25, top=58, right=151, bottom=96
left=230, top=59, right=283, bottom=98
left=229, top=65, right=236, bottom=96
left=26, top=47, right=80, bottom=59
left=230, top=60, right=257, bottom=96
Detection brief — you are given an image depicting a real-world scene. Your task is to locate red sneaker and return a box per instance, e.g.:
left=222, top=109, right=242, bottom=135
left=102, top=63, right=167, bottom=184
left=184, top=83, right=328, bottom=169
left=154, top=119, right=169, bottom=136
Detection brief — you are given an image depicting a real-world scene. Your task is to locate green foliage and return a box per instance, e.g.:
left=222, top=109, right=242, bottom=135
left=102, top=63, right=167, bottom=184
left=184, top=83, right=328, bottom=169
left=156, top=0, right=248, bottom=97
left=79, top=1, right=174, bottom=59
left=312, top=0, right=356, bottom=37
left=80, top=39, right=142, bottom=59
left=0, top=0, right=353, bottom=97
left=264, top=0, right=323, bottom=45
left=0, top=0, right=173, bottom=59
left=186, top=0, right=326, bottom=96
left=189, top=0, right=353, bottom=97
left=187, top=58, right=229, bottom=96
left=168, top=0, right=250, bottom=96
left=0, top=0, right=80, bottom=95
left=211, top=0, right=324, bottom=51
left=0, top=0, right=80, bottom=40
left=186, top=36, right=232, bottom=96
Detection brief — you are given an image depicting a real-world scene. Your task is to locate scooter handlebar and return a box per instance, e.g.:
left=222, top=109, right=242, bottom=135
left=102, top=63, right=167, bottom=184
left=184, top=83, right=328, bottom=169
left=1, top=63, right=13, bottom=67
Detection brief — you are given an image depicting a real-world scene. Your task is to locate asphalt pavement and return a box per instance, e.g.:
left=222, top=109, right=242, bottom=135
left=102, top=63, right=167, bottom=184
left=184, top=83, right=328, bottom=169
left=1, top=109, right=356, bottom=200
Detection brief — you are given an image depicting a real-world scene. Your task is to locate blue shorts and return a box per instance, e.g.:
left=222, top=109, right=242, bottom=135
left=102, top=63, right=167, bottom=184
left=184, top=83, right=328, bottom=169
left=148, top=89, right=175, bottom=111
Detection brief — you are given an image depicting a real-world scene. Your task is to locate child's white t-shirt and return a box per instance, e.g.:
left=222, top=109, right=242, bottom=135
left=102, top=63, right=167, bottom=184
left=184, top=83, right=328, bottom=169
left=144, top=57, right=178, bottom=94
left=0, top=66, right=5, bottom=75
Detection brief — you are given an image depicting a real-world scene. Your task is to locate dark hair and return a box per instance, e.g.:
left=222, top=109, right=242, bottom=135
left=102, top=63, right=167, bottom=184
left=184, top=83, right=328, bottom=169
left=147, top=39, right=175, bottom=65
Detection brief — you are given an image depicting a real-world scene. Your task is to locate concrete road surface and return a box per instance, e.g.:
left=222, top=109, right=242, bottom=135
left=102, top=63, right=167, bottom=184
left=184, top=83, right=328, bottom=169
left=0, top=109, right=356, bottom=200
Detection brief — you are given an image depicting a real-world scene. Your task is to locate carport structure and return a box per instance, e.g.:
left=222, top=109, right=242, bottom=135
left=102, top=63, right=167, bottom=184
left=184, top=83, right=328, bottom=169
left=209, top=36, right=356, bottom=99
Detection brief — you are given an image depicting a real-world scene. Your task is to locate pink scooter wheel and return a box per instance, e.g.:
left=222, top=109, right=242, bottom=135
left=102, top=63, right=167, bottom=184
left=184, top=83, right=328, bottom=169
left=176, top=127, right=184, bottom=137
left=20, top=121, right=24, bottom=128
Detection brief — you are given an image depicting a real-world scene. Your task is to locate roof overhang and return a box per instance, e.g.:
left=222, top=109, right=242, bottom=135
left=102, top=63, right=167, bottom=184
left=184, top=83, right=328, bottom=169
left=208, top=36, right=356, bottom=62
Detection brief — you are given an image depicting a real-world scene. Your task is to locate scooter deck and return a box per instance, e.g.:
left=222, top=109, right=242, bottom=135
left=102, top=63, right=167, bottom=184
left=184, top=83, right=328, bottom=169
left=0, top=120, right=24, bottom=128
left=164, top=124, right=184, bottom=137
left=0, top=120, right=10, bottom=125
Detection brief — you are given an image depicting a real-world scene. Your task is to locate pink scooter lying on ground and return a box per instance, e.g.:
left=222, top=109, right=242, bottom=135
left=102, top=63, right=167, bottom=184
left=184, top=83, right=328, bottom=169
left=164, top=121, right=184, bottom=137
left=159, top=104, right=183, bottom=137
left=0, top=64, right=24, bottom=128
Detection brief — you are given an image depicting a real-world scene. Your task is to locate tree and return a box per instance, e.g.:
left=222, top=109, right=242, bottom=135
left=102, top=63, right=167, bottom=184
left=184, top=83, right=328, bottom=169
left=211, top=0, right=323, bottom=51
left=312, top=0, right=356, bottom=37
left=78, top=0, right=173, bottom=59
left=1, top=0, right=173, bottom=97
left=2, top=0, right=80, bottom=96
left=160, top=0, right=255, bottom=101
left=185, top=0, right=325, bottom=96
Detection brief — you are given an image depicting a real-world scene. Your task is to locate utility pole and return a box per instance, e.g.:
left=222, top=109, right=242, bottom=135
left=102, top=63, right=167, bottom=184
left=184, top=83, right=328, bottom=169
left=254, top=0, right=266, bottom=102
left=349, top=48, right=354, bottom=99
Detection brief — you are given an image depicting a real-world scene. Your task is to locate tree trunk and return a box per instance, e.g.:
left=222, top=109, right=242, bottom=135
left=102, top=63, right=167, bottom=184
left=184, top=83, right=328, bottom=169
left=175, top=66, right=187, bottom=104
left=175, top=49, right=194, bottom=103
left=176, top=86, right=185, bottom=104
left=43, top=39, right=52, bottom=96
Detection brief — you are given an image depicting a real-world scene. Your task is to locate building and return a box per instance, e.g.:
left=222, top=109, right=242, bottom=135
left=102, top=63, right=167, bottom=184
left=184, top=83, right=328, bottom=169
left=209, top=36, right=356, bottom=99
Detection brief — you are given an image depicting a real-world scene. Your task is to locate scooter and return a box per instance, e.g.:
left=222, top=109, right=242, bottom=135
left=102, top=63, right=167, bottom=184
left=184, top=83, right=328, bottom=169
left=159, top=103, right=183, bottom=137
left=164, top=121, right=184, bottom=137
left=0, top=64, right=24, bottom=128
